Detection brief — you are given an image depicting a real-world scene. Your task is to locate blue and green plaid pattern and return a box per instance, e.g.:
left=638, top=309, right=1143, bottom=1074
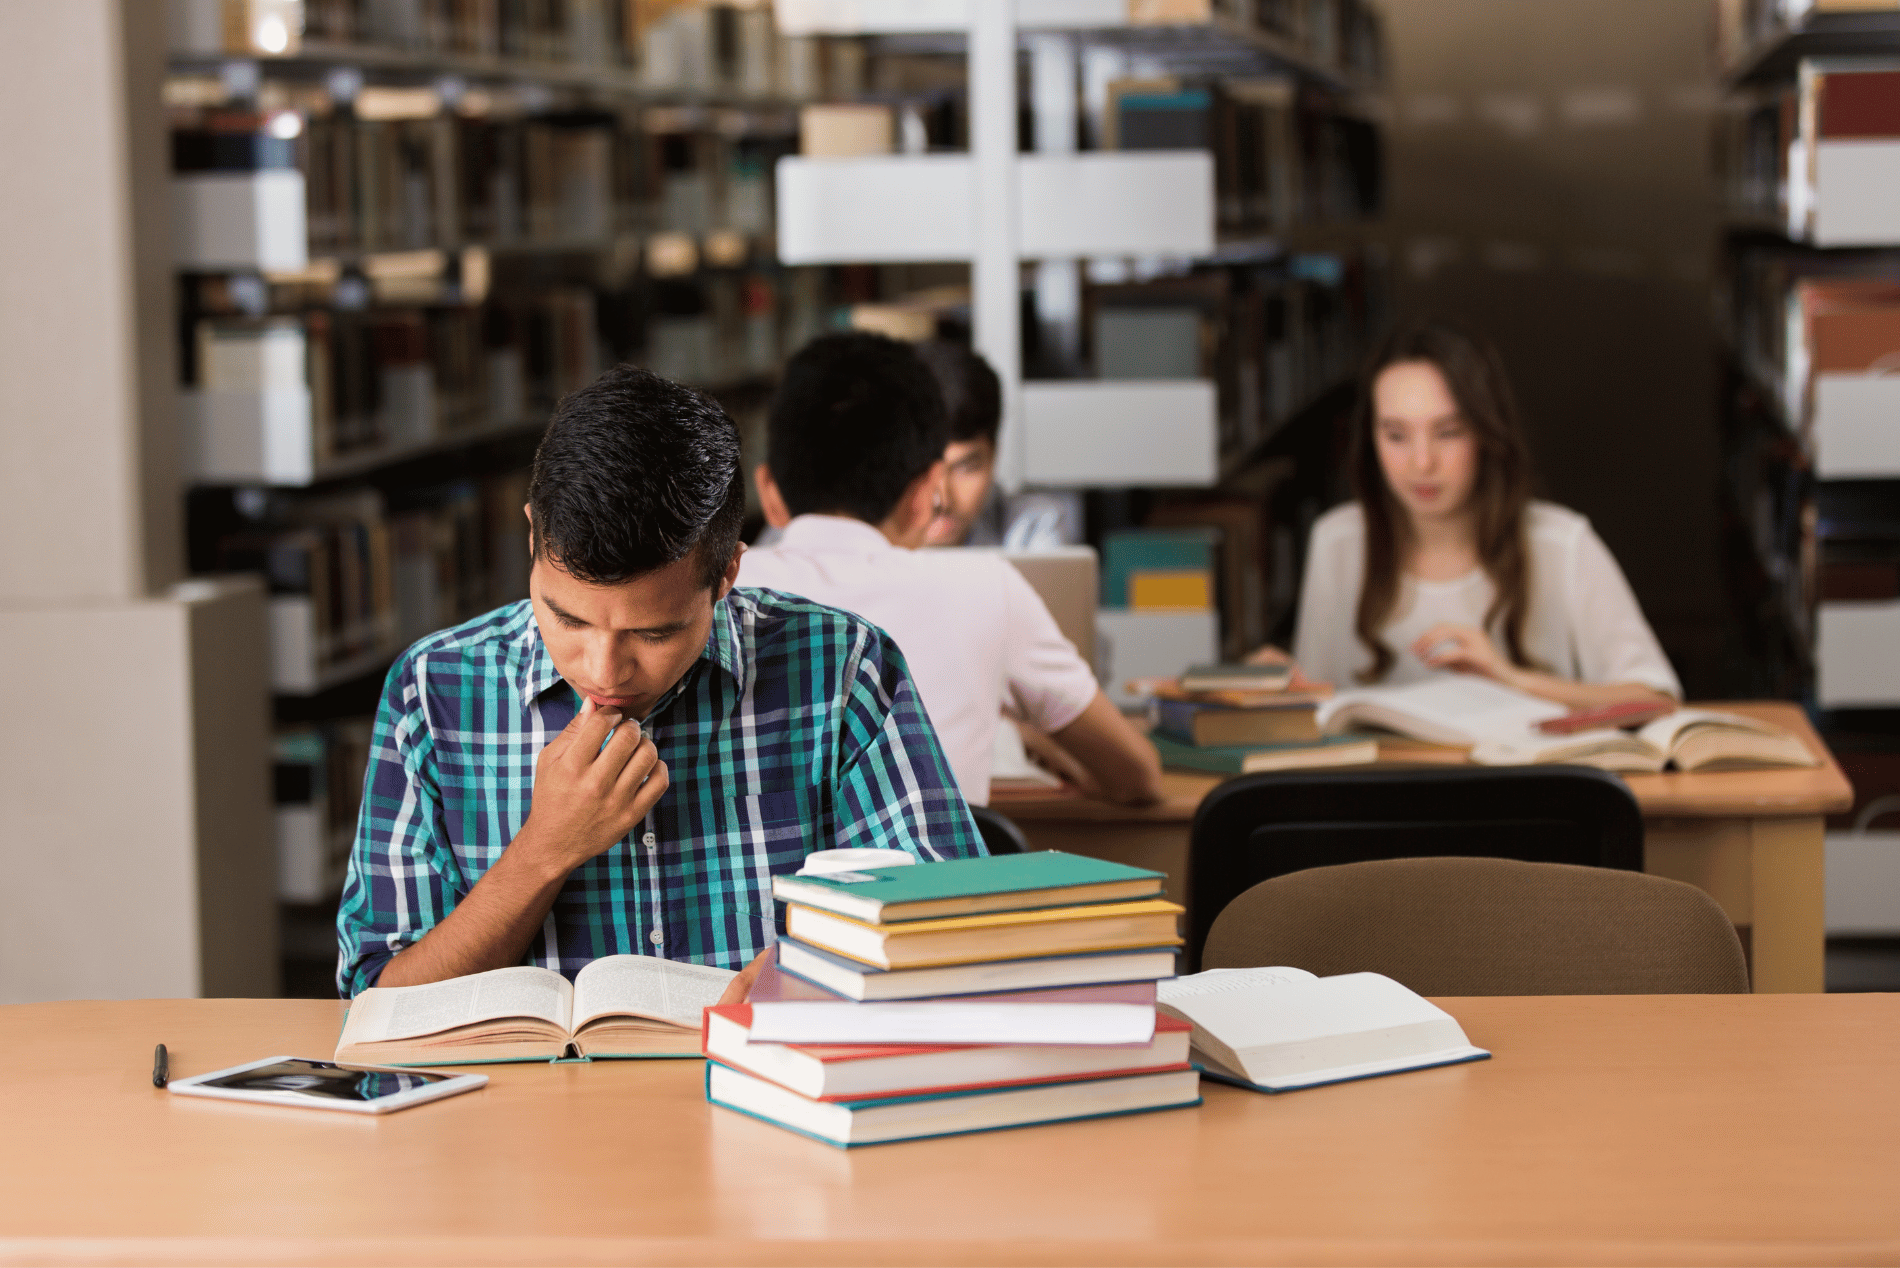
left=336, top=588, right=983, bottom=996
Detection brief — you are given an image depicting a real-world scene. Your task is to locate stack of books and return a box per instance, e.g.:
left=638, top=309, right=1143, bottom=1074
left=1146, top=663, right=1377, bottom=774
left=702, top=851, right=1202, bottom=1147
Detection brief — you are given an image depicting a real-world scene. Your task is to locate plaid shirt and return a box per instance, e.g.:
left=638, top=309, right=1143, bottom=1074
left=336, top=588, right=983, bottom=996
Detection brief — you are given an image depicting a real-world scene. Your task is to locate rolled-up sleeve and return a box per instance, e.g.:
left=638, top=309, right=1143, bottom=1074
left=335, top=656, right=467, bottom=997
left=830, top=625, right=987, bottom=863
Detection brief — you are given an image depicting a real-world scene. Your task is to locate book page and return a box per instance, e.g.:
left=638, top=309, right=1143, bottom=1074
left=1318, top=676, right=1565, bottom=746
left=1469, top=729, right=1663, bottom=771
left=342, top=966, right=572, bottom=1044
left=1637, top=708, right=1778, bottom=749
left=571, top=955, right=739, bottom=1031
left=1156, top=966, right=1318, bottom=1001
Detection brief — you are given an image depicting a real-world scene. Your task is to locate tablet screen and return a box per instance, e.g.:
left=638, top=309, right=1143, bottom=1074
left=195, top=1058, right=450, bottom=1102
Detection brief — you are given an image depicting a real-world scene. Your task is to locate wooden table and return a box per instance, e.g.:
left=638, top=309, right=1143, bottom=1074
left=996, top=703, right=1854, bottom=993
left=2, top=995, right=1896, bottom=1266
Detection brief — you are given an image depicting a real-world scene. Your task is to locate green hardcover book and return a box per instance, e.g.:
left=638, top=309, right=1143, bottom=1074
left=771, top=850, right=1165, bottom=925
left=1150, top=733, right=1380, bottom=775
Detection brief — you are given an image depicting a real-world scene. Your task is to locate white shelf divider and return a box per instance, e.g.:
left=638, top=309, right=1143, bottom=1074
left=1022, top=380, right=1217, bottom=485
left=1814, top=374, right=1900, bottom=477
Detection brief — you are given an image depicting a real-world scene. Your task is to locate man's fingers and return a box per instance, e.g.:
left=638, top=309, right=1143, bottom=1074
left=563, top=703, right=623, bottom=769
left=624, top=756, right=670, bottom=822
left=587, top=717, right=645, bottom=782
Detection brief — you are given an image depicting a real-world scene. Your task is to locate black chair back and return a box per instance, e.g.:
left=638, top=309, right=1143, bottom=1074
left=1186, top=764, right=1643, bottom=969
left=970, top=804, right=1031, bottom=855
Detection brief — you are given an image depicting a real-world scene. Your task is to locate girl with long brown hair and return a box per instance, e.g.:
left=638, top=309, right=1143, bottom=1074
left=1282, top=318, right=1678, bottom=708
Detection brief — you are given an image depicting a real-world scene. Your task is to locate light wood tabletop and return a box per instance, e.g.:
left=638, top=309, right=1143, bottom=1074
left=993, top=701, right=1854, bottom=823
left=3, top=994, right=1896, bottom=1266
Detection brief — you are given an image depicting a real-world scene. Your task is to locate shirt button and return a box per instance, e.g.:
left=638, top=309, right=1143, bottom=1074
left=642, top=831, right=657, bottom=847
left=648, top=929, right=665, bottom=946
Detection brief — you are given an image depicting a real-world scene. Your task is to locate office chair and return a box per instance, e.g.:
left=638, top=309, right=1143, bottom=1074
left=1200, top=856, right=1749, bottom=994
left=970, top=804, right=1031, bottom=855
left=1186, top=765, right=1642, bottom=969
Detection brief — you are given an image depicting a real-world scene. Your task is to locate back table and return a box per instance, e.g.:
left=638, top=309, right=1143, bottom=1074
left=996, top=701, right=1855, bottom=992
left=1, top=993, right=1896, bottom=1266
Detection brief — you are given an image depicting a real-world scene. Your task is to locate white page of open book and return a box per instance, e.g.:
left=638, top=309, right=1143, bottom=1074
left=571, top=955, right=738, bottom=1030
left=1637, top=708, right=1769, bottom=748
left=347, top=966, right=573, bottom=1042
left=1318, top=675, right=1567, bottom=746
left=1158, top=970, right=1473, bottom=1085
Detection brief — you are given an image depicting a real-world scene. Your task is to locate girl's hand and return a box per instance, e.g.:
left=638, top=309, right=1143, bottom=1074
left=1413, top=624, right=1517, bottom=685
left=1244, top=644, right=1291, bottom=666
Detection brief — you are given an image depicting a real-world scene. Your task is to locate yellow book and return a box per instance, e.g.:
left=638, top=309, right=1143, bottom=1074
left=1128, top=569, right=1212, bottom=610
left=785, top=898, right=1185, bottom=970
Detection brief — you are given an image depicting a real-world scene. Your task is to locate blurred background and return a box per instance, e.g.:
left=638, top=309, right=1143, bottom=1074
left=1, top=0, right=1897, bottom=1001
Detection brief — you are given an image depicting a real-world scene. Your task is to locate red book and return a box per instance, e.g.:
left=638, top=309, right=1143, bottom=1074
left=701, top=1004, right=1192, bottom=1102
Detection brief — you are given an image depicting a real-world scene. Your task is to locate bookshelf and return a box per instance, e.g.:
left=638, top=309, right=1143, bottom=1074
left=1712, top=0, right=1900, bottom=937
left=770, top=0, right=1387, bottom=662
left=166, top=0, right=838, bottom=993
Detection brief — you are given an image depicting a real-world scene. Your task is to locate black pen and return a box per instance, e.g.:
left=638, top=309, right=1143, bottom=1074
left=152, top=1043, right=168, bottom=1088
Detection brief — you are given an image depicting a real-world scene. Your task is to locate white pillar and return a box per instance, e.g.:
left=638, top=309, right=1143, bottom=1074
left=1029, top=34, right=1081, bottom=375
left=969, top=0, right=1022, bottom=489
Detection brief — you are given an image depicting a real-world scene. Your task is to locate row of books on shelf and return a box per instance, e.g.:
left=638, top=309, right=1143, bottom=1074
left=172, top=101, right=786, bottom=267
left=183, top=269, right=816, bottom=483
left=334, top=850, right=1486, bottom=1148
left=1714, top=58, right=1900, bottom=247
left=210, top=473, right=529, bottom=692
left=274, top=717, right=374, bottom=903
left=1720, top=241, right=1900, bottom=477
left=1814, top=482, right=1900, bottom=707
left=1202, top=0, right=1383, bottom=84
left=176, top=0, right=866, bottom=101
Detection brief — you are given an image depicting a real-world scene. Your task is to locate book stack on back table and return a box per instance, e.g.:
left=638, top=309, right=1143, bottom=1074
left=703, top=851, right=1201, bottom=1147
left=1145, top=664, right=1376, bottom=774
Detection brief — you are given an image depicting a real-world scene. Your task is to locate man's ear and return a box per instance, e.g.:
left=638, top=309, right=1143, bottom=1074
left=885, top=459, right=947, bottom=547
left=713, top=540, right=746, bottom=603
left=522, top=503, right=535, bottom=559
left=754, top=465, right=793, bottom=529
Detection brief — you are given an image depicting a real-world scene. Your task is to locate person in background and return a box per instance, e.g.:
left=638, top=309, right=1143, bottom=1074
left=1269, top=318, right=1680, bottom=708
left=742, top=332, right=1164, bottom=807
left=337, top=365, right=982, bottom=1003
left=914, top=339, right=1007, bottom=547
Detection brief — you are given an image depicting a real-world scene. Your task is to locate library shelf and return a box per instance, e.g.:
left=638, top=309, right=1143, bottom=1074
left=776, top=0, right=1381, bottom=99
left=171, top=41, right=806, bottom=108
left=1721, top=8, right=1900, bottom=89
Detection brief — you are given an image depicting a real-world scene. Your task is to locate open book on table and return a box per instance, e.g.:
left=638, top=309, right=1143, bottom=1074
left=1469, top=708, right=1820, bottom=773
left=1156, top=966, right=1489, bottom=1092
left=335, top=957, right=736, bottom=1066
left=1316, top=675, right=1566, bottom=748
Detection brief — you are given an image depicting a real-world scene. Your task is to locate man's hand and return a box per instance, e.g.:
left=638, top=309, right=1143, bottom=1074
left=718, top=947, right=774, bottom=1006
left=514, top=698, right=670, bottom=876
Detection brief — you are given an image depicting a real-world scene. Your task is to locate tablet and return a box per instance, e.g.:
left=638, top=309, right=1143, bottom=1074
left=168, top=1056, right=487, bottom=1115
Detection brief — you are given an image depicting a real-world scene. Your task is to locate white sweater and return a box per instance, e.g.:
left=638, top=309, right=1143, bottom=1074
left=1292, top=500, right=1681, bottom=695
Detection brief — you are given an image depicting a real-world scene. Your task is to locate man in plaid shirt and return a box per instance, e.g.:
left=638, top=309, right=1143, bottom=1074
left=337, top=366, right=983, bottom=999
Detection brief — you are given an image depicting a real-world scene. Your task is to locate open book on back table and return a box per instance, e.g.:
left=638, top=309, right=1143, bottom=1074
left=1469, top=708, right=1821, bottom=773
left=335, top=957, right=735, bottom=1065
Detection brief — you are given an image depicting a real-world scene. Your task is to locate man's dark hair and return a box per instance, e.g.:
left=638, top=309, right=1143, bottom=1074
left=528, top=364, right=745, bottom=590
left=914, top=339, right=1002, bottom=445
left=767, top=332, right=949, bottom=524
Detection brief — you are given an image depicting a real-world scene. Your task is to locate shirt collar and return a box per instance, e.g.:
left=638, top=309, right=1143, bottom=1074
left=776, top=514, right=897, bottom=555
left=515, top=592, right=748, bottom=710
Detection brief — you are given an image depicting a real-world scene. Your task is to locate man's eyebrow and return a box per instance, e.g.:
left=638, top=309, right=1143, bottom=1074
left=543, top=596, right=692, bottom=637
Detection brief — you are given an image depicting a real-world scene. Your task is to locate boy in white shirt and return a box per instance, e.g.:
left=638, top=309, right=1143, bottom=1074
left=740, top=333, right=1163, bottom=807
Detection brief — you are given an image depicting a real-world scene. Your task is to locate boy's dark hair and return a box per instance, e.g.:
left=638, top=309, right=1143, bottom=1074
left=528, top=364, right=745, bottom=590
left=914, top=339, right=1002, bottom=445
left=767, top=332, right=950, bottom=524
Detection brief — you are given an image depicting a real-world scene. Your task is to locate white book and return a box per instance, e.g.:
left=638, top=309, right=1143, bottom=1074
left=1156, top=967, right=1490, bottom=1092
left=1316, top=675, right=1567, bottom=747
